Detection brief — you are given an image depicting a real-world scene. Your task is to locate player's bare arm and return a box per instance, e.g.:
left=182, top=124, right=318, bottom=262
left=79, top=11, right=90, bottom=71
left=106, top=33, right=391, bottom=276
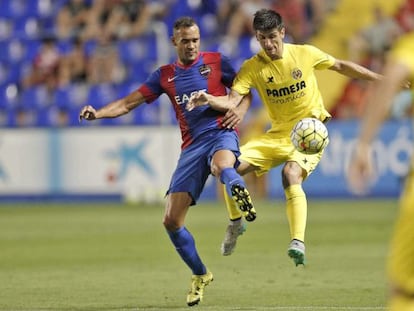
left=357, top=60, right=410, bottom=146
left=187, top=89, right=243, bottom=112
left=79, top=91, right=146, bottom=121
left=328, top=59, right=383, bottom=81
left=347, top=60, right=410, bottom=194
left=221, top=92, right=252, bottom=129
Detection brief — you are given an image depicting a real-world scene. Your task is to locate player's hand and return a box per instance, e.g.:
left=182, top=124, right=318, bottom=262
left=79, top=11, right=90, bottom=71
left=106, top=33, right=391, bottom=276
left=346, top=142, right=375, bottom=195
left=79, top=105, right=97, bottom=122
left=187, top=91, right=210, bottom=111
left=221, top=106, right=243, bottom=129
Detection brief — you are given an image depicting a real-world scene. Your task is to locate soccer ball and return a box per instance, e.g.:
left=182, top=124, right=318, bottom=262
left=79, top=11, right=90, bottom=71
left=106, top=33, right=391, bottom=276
left=290, top=118, right=329, bottom=154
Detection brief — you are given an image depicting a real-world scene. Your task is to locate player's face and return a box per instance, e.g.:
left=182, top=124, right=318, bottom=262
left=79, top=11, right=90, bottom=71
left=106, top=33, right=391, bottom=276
left=172, top=25, right=200, bottom=66
left=255, top=27, right=285, bottom=60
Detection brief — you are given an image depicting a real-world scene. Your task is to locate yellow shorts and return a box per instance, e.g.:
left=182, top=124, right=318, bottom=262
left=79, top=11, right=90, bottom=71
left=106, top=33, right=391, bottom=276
left=239, top=131, right=324, bottom=177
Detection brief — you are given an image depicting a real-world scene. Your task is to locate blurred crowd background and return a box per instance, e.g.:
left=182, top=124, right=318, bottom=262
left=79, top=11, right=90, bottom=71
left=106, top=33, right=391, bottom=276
left=0, top=0, right=413, bottom=128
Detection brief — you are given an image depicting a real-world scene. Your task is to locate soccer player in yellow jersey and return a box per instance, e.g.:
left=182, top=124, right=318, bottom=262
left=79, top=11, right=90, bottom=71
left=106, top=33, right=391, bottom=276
left=187, top=8, right=382, bottom=265
left=347, top=31, right=414, bottom=311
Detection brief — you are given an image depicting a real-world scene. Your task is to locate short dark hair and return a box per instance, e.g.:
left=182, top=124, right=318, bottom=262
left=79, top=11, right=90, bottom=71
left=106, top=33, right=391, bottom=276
left=253, top=9, right=284, bottom=32
left=174, top=16, right=197, bottom=30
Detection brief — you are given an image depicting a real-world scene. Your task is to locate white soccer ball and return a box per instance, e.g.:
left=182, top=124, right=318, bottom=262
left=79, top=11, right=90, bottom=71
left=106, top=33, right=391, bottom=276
left=290, top=118, right=329, bottom=154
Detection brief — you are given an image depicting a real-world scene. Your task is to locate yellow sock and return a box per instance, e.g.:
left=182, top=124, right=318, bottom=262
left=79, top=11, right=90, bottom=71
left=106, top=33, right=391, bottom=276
left=284, top=184, right=307, bottom=242
left=223, top=184, right=243, bottom=220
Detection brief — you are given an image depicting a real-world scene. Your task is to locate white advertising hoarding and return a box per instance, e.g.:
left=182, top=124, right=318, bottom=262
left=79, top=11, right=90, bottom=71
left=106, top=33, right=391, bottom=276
left=0, top=127, right=181, bottom=200
left=0, top=129, right=50, bottom=193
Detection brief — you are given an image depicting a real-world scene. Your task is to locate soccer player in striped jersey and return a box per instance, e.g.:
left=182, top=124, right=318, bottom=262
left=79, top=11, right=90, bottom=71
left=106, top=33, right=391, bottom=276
left=79, top=16, right=255, bottom=306
left=347, top=31, right=414, bottom=311
left=188, top=8, right=382, bottom=266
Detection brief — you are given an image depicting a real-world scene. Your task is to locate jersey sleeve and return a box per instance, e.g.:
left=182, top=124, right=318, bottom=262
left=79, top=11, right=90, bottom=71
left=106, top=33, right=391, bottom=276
left=137, top=69, right=163, bottom=103
left=220, top=54, right=236, bottom=88
left=231, top=59, right=255, bottom=96
left=305, top=44, right=336, bottom=70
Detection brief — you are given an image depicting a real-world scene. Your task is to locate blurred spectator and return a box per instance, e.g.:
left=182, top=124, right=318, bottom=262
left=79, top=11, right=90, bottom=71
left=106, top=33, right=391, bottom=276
left=331, top=79, right=371, bottom=119
left=272, top=0, right=309, bottom=43
left=347, top=5, right=402, bottom=65
left=55, top=0, right=92, bottom=40
left=21, top=37, right=61, bottom=92
left=304, top=0, right=333, bottom=36
left=104, top=0, right=168, bottom=40
left=59, top=37, right=89, bottom=86
left=218, top=0, right=272, bottom=56
left=394, top=0, right=414, bottom=33
left=87, top=32, right=125, bottom=84
left=82, top=0, right=167, bottom=41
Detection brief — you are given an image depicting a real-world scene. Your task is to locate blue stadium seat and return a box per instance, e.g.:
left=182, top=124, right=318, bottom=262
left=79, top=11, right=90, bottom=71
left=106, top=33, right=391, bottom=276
left=127, top=61, right=152, bottom=83
left=0, top=39, right=41, bottom=64
left=118, top=36, right=158, bottom=65
left=0, top=18, right=13, bottom=40
left=87, top=83, right=118, bottom=108
left=133, top=101, right=161, bottom=125
left=0, top=0, right=30, bottom=19
left=20, top=86, right=54, bottom=110
left=0, top=62, right=9, bottom=85
left=116, top=81, right=141, bottom=98
left=13, top=16, right=42, bottom=39
left=54, top=86, right=72, bottom=109
left=67, top=83, right=90, bottom=108
left=0, top=107, right=13, bottom=127
left=0, top=83, right=20, bottom=109
left=0, top=62, right=23, bottom=85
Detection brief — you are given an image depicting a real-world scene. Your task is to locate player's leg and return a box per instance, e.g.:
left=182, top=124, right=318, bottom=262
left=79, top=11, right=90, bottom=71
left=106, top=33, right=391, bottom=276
left=211, top=149, right=254, bottom=255
left=163, top=192, right=213, bottom=306
left=282, top=161, right=307, bottom=266
left=283, top=150, right=323, bottom=266
left=212, top=149, right=256, bottom=217
left=165, top=146, right=214, bottom=306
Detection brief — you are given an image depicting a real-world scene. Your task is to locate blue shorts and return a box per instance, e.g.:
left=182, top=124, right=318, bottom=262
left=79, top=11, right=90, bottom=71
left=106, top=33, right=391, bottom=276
left=167, top=130, right=240, bottom=205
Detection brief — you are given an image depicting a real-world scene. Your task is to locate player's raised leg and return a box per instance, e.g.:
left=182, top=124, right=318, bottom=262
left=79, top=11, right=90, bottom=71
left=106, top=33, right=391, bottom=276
left=211, top=147, right=256, bottom=256
left=220, top=168, right=256, bottom=256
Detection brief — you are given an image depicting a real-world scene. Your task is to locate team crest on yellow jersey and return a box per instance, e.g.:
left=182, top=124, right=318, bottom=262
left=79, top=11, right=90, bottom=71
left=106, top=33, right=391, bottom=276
left=292, top=68, right=303, bottom=80
left=199, top=64, right=212, bottom=78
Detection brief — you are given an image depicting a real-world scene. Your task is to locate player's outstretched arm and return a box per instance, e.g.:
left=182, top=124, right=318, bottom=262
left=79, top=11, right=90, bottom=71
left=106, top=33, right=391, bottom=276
left=187, top=91, right=228, bottom=112
left=187, top=90, right=244, bottom=112
left=79, top=91, right=145, bottom=121
left=347, top=59, right=410, bottom=194
left=221, top=91, right=252, bottom=129
left=328, top=59, right=383, bottom=81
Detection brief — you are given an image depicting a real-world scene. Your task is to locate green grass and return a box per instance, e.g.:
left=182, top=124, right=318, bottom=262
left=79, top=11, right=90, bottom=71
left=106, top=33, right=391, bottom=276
left=0, top=199, right=398, bottom=311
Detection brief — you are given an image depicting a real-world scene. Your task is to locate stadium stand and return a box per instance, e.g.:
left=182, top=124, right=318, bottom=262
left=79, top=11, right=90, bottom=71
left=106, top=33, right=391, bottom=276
left=3, top=0, right=408, bottom=128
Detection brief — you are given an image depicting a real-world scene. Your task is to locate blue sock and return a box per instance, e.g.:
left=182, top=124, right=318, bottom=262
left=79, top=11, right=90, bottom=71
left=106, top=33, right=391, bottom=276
left=220, top=167, right=246, bottom=197
left=167, top=227, right=206, bottom=275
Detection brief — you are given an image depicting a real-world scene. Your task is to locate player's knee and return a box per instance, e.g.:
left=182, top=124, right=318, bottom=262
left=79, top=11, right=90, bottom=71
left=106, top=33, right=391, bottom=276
left=282, top=162, right=304, bottom=187
left=163, top=215, right=179, bottom=231
left=210, top=164, right=221, bottom=177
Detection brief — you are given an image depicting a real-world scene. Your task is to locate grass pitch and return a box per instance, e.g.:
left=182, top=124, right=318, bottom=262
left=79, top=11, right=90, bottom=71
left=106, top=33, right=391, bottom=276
left=0, top=199, right=398, bottom=311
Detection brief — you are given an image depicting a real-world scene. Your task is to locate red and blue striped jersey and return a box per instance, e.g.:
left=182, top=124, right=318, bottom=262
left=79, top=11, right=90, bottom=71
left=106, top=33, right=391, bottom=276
left=138, top=51, right=236, bottom=149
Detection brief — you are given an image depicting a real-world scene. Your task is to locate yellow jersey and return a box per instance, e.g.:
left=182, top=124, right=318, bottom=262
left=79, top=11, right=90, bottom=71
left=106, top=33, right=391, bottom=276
left=389, top=32, right=414, bottom=85
left=233, top=44, right=335, bottom=135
